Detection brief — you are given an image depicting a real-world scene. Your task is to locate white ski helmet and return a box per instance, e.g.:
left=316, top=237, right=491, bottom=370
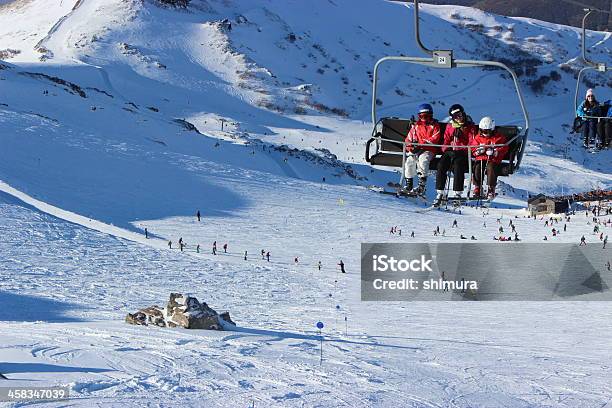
left=478, top=116, right=495, bottom=131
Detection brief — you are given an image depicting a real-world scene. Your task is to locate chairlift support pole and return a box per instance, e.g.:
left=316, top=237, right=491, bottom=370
left=414, top=0, right=433, bottom=56
left=581, top=9, right=595, bottom=66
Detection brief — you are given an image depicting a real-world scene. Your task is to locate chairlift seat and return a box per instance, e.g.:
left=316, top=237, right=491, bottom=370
left=366, top=117, right=522, bottom=176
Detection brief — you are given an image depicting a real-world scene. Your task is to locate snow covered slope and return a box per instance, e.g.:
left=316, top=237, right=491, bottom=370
left=0, top=0, right=611, bottom=406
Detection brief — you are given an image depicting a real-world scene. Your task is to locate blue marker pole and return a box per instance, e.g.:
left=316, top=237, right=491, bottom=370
left=335, top=305, right=340, bottom=330
left=316, top=321, right=324, bottom=365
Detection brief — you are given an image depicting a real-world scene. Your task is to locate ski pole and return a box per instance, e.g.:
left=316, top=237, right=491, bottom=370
left=444, top=168, right=451, bottom=210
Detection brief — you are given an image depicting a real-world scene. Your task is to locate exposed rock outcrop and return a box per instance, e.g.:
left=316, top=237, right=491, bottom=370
left=126, top=293, right=235, bottom=330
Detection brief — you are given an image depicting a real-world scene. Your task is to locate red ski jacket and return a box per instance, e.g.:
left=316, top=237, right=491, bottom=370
left=405, top=120, right=442, bottom=154
left=470, top=131, right=509, bottom=163
left=441, top=121, right=477, bottom=152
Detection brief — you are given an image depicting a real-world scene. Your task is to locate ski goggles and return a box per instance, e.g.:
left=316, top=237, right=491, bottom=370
left=479, top=129, right=494, bottom=136
left=451, top=111, right=465, bottom=120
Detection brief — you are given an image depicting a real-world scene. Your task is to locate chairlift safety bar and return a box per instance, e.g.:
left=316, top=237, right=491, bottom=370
left=371, top=134, right=522, bottom=150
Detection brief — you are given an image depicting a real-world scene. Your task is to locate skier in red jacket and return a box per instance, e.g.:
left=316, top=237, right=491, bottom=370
left=404, top=103, right=442, bottom=195
left=471, top=116, right=509, bottom=199
left=434, top=104, right=477, bottom=205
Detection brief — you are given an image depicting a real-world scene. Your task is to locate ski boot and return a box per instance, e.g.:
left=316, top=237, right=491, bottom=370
left=472, top=186, right=482, bottom=199
left=398, top=178, right=413, bottom=196
left=410, top=177, right=427, bottom=197
left=450, top=191, right=463, bottom=207
left=487, top=186, right=496, bottom=200
left=433, top=190, right=447, bottom=207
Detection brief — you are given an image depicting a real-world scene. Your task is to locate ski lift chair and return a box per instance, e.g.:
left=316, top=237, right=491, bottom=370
left=571, top=9, right=611, bottom=141
left=365, top=0, right=529, bottom=197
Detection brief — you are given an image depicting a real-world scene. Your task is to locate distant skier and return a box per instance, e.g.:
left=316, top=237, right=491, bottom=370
left=261, top=249, right=265, bottom=260
left=244, top=251, right=248, bottom=261
left=168, top=240, right=172, bottom=249
left=197, top=210, right=201, bottom=222
left=498, top=226, right=504, bottom=234
left=452, top=219, right=458, bottom=228
left=223, top=243, right=228, bottom=253
left=580, top=236, right=586, bottom=246
left=338, top=260, right=346, bottom=273
left=144, top=228, right=148, bottom=239
left=318, top=261, right=322, bottom=271
left=196, top=244, right=200, bottom=253
left=410, top=231, right=415, bottom=238
left=470, top=235, right=476, bottom=240
left=398, top=229, right=402, bottom=236
left=294, top=257, right=299, bottom=264
left=180, top=241, right=185, bottom=252
left=266, top=251, right=270, bottom=262
left=604, top=235, right=608, bottom=249
left=213, top=241, right=217, bottom=255
left=179, top=237, right=183, bottom=246
left=460, top=234, right=467, bottom=239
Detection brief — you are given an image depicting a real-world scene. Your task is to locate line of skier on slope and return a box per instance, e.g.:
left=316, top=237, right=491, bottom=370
left=402, top=103, right=510, bottom=205
left=152, top=210, right=348, bottom=273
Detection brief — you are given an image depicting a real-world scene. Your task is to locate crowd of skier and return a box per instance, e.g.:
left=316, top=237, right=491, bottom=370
left=402, top=103, right=511, bottom=205
left=384, top=204, right=610, bottom=245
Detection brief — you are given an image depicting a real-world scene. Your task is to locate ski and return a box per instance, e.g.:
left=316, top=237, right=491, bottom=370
left=368, top=186, right=426, bottom=200
left=414, top=205, right=439, bottom=213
